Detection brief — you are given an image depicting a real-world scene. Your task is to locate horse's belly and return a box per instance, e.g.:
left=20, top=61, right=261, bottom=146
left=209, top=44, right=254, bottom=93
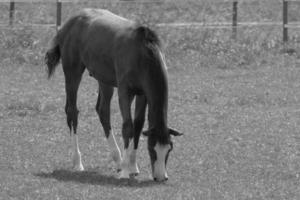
left=82, top=46, right=117, bottom=86
left=94, top=72, right=117, bottom=87
left=87, top=63, right=117, bottom=86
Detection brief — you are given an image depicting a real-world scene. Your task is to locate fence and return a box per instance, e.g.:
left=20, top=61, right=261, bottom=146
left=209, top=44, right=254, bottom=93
left=2, top=0, right=300, bottom=42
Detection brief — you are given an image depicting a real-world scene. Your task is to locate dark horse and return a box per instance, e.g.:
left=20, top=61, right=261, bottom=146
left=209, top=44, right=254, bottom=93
left=45, top=9, right=182, bottom=181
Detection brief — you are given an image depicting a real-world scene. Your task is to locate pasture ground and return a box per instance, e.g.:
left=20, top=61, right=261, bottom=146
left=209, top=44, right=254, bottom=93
left=1, top=1, right=300, bottom=200
left=1, top=48, right=300, bottom=200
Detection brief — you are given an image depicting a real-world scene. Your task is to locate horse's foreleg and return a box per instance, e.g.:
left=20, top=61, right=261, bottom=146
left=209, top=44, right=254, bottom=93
left=107, top=130, right=122, bottom=171
left=96, top=82, right=122, bottom=171
left=118, top=87, right=135, bottom=179
left=129, top=95, right=147, bottom=176
left=64, top=64, right=85, bottom=171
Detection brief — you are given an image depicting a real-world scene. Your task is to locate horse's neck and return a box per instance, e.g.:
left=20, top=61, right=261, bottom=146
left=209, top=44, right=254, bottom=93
left=146, top=86, right=168, bottom=131
left=148, top=104, right=166, bottom=128
left=147, top=99, right=170, bottom=144
left=142, top=48, right=169, bottom=131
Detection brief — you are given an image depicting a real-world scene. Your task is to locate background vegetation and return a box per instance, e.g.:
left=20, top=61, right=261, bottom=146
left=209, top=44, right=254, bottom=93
left=0, top=0, right=300, bottom=199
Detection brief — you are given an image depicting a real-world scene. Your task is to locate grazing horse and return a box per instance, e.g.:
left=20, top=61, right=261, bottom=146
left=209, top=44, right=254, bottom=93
left=45, top=8, right=182, bottom=181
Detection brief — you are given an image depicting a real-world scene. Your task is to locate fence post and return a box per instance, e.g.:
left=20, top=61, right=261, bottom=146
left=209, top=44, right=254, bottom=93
left=232, top=1, right=238, bottom=40
left=9, top=0, right=15, bottom=26
left=283, top=0, right=288, bottom=42
left=56, top=0, right=62, bottom=31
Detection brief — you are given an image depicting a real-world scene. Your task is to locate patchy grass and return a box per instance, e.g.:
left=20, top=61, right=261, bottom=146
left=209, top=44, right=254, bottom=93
left=1, top=0, right=300, bottom=200
left=1, top=52, right=300, bottom=200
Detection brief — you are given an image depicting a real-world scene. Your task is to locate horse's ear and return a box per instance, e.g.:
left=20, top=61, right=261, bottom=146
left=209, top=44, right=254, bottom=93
left=142, top=128, right=153, bottom=137
left=169, top=128, right=183, bottom=137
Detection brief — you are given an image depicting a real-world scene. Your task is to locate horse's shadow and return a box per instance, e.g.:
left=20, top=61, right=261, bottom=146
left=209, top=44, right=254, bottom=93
left=34, top=168, right=158, bottom=187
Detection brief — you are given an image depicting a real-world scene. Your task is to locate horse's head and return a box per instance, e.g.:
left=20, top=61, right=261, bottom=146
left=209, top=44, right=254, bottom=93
left=143, top=128, right=183, bottom=181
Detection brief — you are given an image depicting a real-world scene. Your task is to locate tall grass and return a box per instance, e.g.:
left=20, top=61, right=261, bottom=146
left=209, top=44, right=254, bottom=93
left=0, top=0, right=299, bottom=69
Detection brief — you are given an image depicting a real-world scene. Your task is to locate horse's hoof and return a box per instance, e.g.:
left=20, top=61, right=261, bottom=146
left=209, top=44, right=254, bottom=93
left=129, top=172, right=139, bottom=177
left=129, top=164, right=140, bottom=176
left=119, top=170, right=130, bottom=179
left=73, top=164, right=84, bottom=172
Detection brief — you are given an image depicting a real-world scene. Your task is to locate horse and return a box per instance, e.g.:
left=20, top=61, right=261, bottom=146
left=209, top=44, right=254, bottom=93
left=45, top=8, right=182, bottom=182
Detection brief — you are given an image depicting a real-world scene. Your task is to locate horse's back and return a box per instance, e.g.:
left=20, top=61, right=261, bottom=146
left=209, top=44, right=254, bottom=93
left=81, top=8, right=134, bottom=28
left=79, top=8, right=136, bottom=55
left=58, top=8, right=135, bottom=50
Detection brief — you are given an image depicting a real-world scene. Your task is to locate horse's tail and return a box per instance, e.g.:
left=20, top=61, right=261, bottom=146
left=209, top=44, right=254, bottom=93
left=45, top=35, right=60, bottom=79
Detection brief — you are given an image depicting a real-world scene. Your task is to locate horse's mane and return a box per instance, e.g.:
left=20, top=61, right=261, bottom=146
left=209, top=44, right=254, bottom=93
left=135, top=25, right=161, bottom=48
left=135, top=25, right=162, bottom=66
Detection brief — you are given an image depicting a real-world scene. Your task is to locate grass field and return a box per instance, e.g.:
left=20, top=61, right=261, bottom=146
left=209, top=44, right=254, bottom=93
left=1, top=1, right=300, bottom=200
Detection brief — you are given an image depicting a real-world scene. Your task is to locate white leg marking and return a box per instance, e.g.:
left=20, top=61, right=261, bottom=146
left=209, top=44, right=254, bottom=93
left=119, top=148, right=130, bottom=179
left=72, top=134, right=84, bottom=171
left=119, top=140, right=139, bottom=178
left=107, top=131, right=122, bottom=170
left=128, top=147, right=139, bottom=175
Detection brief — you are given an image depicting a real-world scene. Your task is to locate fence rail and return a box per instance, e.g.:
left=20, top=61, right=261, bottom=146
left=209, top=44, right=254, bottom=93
left=1, top=0, right=300, bottom=42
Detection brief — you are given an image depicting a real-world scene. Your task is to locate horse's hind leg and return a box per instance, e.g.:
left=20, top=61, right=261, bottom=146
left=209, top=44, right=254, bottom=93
left=96, top=82, right=122, bottom=171
left=63, top=63, right=85, bottom=171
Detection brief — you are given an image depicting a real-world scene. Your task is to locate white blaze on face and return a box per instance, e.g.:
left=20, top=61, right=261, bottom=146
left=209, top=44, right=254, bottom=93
left=153, top=143, right=171, bottom=180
